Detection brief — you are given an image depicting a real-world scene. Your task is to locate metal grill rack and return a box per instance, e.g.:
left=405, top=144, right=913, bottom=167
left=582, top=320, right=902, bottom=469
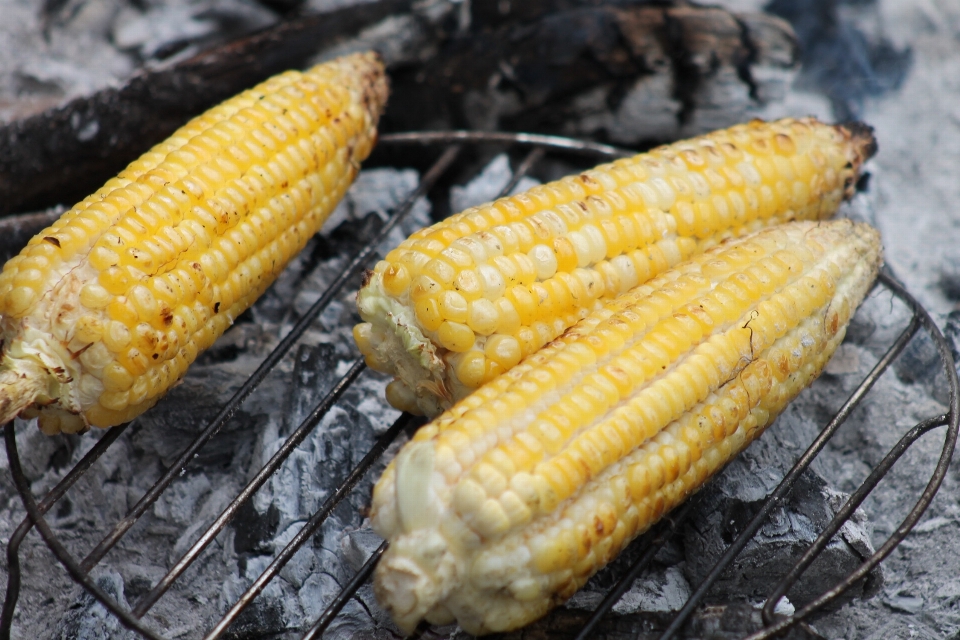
left=0, top=131, right=957, bottom=640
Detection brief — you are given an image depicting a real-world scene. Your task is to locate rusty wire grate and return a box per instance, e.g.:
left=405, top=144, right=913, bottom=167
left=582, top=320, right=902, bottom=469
left=0, top=131, right=957, bottom=640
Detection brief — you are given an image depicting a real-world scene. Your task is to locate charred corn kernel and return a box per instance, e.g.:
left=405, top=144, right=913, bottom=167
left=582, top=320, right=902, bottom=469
left=0, top=52, right=387, bottom=433
left=370, top=220, right=882, bottom=635
left=356, top=118, right=877, bottom=417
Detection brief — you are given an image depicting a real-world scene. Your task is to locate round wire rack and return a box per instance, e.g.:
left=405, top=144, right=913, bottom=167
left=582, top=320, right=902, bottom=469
left=0, top=131, right=957, bottom=640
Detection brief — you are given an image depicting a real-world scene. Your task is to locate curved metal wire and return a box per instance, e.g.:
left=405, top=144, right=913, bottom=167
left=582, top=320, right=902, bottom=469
left=0, top=131, right=955, bottom=640
left=567, top=270, right=959, bottom=640
left=0, top=423, right=128, bottom=639
left=0, top=134, right=622, bottom=638
left=0, top=143, right=462, bottom=639
left=2, top=422, right=167, bottom=640
left=202, top=414, right=422, bottom=640
left=654, top=270, right=959, bottom=640
left=379, top=131, right=633, bottom=158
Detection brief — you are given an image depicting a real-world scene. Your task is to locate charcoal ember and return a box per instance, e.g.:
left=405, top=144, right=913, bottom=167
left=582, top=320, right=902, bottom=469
left=566, top=565, right=692, bottom=616
left=152, top=472, right=213, bottom=526
left=54, top=572, right=137, bottom=640
left=317, top=10, right=434, bottom=68
left=284, top=168, right=430, bottom=336
left=939, top=253, right=960, bottom=302
left=608, top=567, right=691, bottom=615
left=193, top=320, right=273, bottom=365
left=286, top=343, right=340, bottom=432
left=322, top=167, right=431, bottom=249
left=321, top=169, right=432, bottom=260
left=0, top=207, right=62, bottom=263
left=654, top=6, right=770, bottom=135
left=220, top=599, right=285, bottom=640
left=341, top=526, right=382, bottom=573
left=560, top=523, right=692, bottom=621
left=217, top=335, right=401, bottom=635
left=883, top=589, right=924, bottom=614
left=231, top=502, right=280, bottom=554
left=736, top=10, right=797, bottom=104
left=0, top=0, right=801, bottom=215
left=685, top=603, right=812, bottom=640
left=0, top=0, right=410, bottom=214
left=683, top=467, right=883, bottom=609
left=680, top=358, right=894, bottom=613
left=844, top=307, right=878, bottom=346
left=8, top=419, right=77, bottom=481
left=893, top=331, right=941, bottom=386
left=321, top=583, right=395, bottom=640
left=132, top=365, right=268, bottom=470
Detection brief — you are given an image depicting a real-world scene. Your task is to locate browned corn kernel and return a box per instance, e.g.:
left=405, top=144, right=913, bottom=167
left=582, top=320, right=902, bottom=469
left=355, top=118, right=877, bottom=417
left=0, top=52, right=388, bottom=433
left=369, top=219, right=882, bottom=635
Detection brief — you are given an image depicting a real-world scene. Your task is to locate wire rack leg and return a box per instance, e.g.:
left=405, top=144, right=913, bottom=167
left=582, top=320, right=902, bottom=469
left=0, top=423, right=127, bottom=640
left=2, top=423, right=165, bottom=640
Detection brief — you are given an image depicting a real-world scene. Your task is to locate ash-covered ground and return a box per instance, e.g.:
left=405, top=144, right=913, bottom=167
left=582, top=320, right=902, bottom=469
left=0, top=1, right=960, bottom=640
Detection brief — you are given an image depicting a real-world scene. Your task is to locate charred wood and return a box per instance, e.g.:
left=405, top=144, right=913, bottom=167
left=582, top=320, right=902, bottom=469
left=386, top=2, right=797, bottom=142
left=0, top=0, right=411, bottom=215
left=0, top=0, right=796, bottom=215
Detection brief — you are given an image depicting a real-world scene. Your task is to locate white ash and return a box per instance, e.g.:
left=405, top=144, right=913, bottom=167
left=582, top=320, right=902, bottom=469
left=0, top=0, right=133, bottom=123
left=448, top=153, right=540, bottom=213
left=111, top=0, right=279, bottom=62
left=0, top=0, right=290, bottom=124
left=316, top=12, right=433, bottom=68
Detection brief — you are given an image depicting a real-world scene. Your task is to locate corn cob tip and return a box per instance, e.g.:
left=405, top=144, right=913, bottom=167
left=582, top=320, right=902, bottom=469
left=841, top=120, right=878, bottom=165
left=839, top=121, right=878, bottom=197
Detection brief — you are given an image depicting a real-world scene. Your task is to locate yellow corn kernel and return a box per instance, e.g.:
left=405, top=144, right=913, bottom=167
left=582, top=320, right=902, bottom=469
left=0, top=52, right=388, bottom=433
left=438, top=290, right=469, bottom=323
left=438, top=321, right=476, bottom=352
left=370, top=220, right=881, bottom=635
left=356, top=118, right=877, bottom=416
left=466, top=299, right=501, bottom=336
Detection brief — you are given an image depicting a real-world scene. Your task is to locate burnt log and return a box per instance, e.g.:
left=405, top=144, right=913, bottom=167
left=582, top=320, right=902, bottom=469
left=387, top=2, right=797, bottom=141
left=0, top=0, right=411, bottom=216
left=0, top=0, right=797, bottom=215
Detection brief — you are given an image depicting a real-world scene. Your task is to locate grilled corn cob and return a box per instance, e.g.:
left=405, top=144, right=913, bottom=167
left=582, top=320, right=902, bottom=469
left=355, top=118, right=876, bottom=417
left=370, top=219, right=881, bottom=635
left=0, top=52, right=387, bottom=434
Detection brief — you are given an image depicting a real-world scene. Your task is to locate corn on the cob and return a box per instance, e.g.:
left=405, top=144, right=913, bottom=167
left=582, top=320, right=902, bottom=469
left=0, top=52, right=388, bottom=435
left=354, top=118, right=876, bottom=417
left=370, top=219, right=881, bottom=635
